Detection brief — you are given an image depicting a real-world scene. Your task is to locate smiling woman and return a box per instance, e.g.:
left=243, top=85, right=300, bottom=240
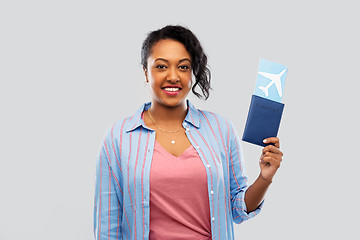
left=94, top=25, right=284, bottom=240
left=141, top=25, right=211, bottom=100
left=144, top=39, right=193, bottom=110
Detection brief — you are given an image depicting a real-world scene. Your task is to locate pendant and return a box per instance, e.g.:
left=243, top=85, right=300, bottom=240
left=171, top=140, right=175, bottom=144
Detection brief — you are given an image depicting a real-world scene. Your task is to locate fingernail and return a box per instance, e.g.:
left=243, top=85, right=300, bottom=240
left=263, top=139, right=267, bottom=143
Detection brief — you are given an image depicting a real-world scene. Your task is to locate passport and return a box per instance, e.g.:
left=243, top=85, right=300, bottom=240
left=242, top=59, right=287, bottom=147
left=242, top=95, right=285, bottom=147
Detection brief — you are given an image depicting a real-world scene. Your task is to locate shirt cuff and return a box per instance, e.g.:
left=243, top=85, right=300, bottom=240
left=232, top=186, right=264, bottom=224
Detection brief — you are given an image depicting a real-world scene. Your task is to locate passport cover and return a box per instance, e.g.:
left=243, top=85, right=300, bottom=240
left=242, top=95, right=285, bottom=147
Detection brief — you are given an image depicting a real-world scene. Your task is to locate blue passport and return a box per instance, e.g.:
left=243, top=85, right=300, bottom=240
left=242, top=95, right=285, bottom=147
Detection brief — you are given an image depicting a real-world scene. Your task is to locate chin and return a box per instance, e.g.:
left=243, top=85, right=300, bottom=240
left=159, top=97, right=187, bottom=108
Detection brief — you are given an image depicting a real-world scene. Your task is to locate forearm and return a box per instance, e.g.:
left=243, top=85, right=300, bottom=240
left=244, top=174, right=272, bottom=213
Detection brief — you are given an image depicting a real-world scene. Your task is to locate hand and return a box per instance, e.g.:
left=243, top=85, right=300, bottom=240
left=259, top=137, right=283, bottom=181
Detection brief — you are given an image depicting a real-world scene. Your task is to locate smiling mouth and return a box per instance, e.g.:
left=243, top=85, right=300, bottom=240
left=162, top=87, right=181, bottom=92
left=161, top=86, right=182, bottom=96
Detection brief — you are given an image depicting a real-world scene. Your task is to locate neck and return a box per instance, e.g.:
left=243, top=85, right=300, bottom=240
left=149, top=101, right=188, bottom=124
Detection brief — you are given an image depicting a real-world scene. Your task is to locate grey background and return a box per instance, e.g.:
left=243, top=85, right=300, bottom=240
left=1, top=0, right=359, bottom=239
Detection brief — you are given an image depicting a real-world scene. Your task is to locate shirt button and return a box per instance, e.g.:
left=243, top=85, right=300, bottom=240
left=196, top=145, right=200, bottom=149
left=212, top=217, right=215, bottom=222
left=210, top=190, right=214, bottom=195
left=186, top=128, right=190, bottom=131
left=207, top=164, right=211, bottom=168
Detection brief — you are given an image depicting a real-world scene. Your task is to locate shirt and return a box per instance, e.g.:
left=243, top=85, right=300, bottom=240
left=149, top=140, right=211, bottom=239
left=94, top=100, right=262, bottom=240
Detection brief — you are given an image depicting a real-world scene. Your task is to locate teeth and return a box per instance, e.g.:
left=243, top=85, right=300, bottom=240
left=164, top=88, right=180, bottom=92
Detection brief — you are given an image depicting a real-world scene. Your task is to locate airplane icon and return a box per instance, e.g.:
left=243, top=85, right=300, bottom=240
left=258, top=69, right=287, bottom=98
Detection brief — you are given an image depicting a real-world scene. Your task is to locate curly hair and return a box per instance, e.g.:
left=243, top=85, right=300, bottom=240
left=141, top=25, right=211, bottom=100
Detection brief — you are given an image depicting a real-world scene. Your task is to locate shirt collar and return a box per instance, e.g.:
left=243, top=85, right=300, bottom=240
left=126, top=99, right=200, bottom=132
left=184, top=99, right=200, bottom=128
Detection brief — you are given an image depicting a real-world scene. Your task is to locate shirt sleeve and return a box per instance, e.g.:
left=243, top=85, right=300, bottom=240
left=94, top=132, right=123, bottom=239
left=227, top=120, right=263, bottom=224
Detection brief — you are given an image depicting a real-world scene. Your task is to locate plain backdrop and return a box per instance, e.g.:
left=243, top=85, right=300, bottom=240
left=1, top=0, right=359, bottom=239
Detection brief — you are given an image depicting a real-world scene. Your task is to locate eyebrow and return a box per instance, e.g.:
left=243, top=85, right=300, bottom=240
left=154, top=58, right=191, bottom=64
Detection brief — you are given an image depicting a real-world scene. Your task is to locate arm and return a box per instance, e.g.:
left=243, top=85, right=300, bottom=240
left=227, top=120, right=262, bottom=223
left=245, top=137, right=283, bottom=212
left=94, top=139, right=123, bottom=239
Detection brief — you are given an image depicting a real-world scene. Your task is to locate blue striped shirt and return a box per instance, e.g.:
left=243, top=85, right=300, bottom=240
left=94, top=100, right=262, bottom=240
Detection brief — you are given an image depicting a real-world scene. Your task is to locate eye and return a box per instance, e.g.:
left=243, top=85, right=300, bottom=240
left=155, top=65, right=167, bottom=69
left=179, top=65, right=190, bottom=70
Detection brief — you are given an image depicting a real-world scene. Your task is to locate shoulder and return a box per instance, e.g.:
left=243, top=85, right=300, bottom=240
left=111, top=116, right=132, bottom=133
left=196, top=108, right=233, bottom=135
left=103, top=102, right=148, bottom=140
left=102, top=112, right=139, bottom=143
left=197, top=108, right=241, bottom=142
left=196, top=108, right=230, bottom=127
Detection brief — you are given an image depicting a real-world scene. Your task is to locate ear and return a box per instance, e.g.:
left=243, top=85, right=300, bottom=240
left=143, top=66, right=148, bottom=83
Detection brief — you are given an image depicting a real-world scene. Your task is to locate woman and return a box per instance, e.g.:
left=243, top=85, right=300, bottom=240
left=94, top=25, right=283, bottom=240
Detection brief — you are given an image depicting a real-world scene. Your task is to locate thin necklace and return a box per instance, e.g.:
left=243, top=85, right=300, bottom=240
left=147, top=110, right=184, bottom=144
left=147, top=109, right=183, bottom=133
left=147, top=109, right=183, bottom=126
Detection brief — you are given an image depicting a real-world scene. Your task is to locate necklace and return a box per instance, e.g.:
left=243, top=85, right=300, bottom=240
left=147, top=109, right=184, bottom=144
left=146, top=112, right=183, bottom=126
left=147, top=109, right=184, bottom=133
left=147, top=109, right=183, bottom=128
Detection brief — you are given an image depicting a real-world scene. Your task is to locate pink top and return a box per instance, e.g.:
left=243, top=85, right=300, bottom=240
left=149, top=140, right=212, bottom=240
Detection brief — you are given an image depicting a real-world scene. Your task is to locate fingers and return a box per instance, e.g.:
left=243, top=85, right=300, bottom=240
left=262, top=144, right=283, bottom=156
left=261, top=151, right=282, bottom=161
left=260, top=152, right=282, bottom=168
left=260, top=137, right=283, bottom=169
left=263, top=137, right=280, bottom=148
left=260, top=138, right=283, bottom=180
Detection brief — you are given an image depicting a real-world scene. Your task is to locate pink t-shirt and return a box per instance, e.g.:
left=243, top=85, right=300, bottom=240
left=149, top=140, right=212, bottom=240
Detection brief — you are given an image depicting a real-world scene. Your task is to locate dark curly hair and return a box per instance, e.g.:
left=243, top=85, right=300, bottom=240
left=141, top=25, right=211, bottom=100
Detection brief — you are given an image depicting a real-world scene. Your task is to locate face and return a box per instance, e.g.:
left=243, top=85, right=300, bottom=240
left=144, top=39, right=192, bottom=108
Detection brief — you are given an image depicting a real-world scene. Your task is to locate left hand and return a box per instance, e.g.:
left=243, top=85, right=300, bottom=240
left=259, top=137, right=283, bottom=181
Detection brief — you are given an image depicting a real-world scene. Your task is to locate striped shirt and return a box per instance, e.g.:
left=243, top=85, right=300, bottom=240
left=94, top=100, right=262, bottom=240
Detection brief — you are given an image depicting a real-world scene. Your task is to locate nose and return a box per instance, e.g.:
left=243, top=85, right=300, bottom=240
left=166, top=67, right=180, bottom=83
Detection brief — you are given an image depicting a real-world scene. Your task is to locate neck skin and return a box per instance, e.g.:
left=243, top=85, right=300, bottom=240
left=149, top=101, right=188, bottom=124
